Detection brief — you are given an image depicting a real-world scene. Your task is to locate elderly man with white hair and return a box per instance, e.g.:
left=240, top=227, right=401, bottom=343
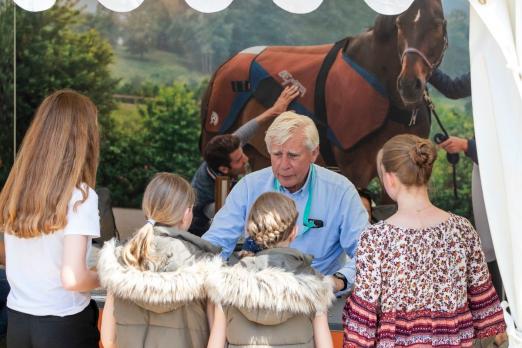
left=202, top=111, right=368, bottom=292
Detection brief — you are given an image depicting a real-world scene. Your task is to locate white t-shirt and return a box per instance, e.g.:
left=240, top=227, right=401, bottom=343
left=5, top=185, right=100, bottom=316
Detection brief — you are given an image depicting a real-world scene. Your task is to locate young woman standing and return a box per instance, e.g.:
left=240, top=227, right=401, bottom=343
left=0, top=90, right=101, bottom=347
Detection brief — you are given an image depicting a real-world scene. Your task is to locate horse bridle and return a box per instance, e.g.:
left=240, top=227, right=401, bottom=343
left=399, top=20, right=448, bottom=75
left=397, top=19, right=448, bottom=126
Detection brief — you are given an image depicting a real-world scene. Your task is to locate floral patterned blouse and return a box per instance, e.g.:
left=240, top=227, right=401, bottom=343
left=343, top=213, right=506, bottom=348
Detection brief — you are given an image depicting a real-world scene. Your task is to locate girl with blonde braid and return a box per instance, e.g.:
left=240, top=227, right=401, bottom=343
left=207, top=192, right=334, bottom=348
left=97, top=173, right=222, bottom=348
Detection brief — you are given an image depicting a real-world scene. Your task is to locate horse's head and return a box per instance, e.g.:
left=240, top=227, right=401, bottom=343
left=396, top=0, right=447, bottom=106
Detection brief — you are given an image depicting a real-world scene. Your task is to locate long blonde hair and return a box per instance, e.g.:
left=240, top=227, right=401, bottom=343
left=120, top=173, right=195, bottom=271
left=0, top=89, right=99, bottom=238
left=246, top=192, right=298, bottom=249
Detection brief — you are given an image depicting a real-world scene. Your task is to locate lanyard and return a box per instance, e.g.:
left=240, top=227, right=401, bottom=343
left=273, top=165, right=315, bottom=235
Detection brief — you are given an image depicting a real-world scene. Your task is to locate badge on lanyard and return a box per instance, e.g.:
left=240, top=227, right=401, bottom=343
left=273, top=165, right=323, bottom=235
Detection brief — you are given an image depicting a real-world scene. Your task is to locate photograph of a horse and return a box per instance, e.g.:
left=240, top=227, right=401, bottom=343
left=201, top=0, right=447, bottom=188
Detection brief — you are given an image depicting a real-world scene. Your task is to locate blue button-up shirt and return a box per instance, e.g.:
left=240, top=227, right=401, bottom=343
left=202, top=164, right=368, bottom=289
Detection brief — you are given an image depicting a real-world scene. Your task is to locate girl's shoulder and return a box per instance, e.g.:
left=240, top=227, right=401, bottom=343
left=359, top=221, right=390, bottom=240
left=153, top=227, right=221, bottom=256
left=207, top=250, right=335, bottom=316
left=68, top=184, right=98, bottom=211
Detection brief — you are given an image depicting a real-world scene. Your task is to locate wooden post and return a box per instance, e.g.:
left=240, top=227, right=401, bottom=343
left=214, top=175, right=231, bottom=212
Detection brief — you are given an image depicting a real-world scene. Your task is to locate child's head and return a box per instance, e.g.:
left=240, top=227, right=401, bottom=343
left=377, top=134, right=437, bottom=199
left=121, top=173, right=195, bottom=271
left=246, top=192, right=298, bottom=249
left=0, top=89, right=99, bottom=237
left=143, top=172, right=195, bottom=230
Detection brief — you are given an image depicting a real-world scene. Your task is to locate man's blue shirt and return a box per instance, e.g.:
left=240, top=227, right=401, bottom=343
left=202, top=164, right=368, bottom=289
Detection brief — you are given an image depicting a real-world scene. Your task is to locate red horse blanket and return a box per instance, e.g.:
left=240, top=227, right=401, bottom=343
left=203, top=43, right=389, bottom=151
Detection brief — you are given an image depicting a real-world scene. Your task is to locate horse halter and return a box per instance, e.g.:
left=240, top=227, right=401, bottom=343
left=399, top=20, right=448, bottom=75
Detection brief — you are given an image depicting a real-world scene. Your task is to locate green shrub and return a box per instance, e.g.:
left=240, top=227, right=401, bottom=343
left=98, top=83, right=201, bottom=207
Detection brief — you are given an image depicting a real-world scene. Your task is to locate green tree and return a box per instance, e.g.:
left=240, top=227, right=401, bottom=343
left=143, top=84, right=201, bottom=179
left=98, top=83, right=201, bottom=207
left=123, top=1, right=171, bottom=58
left=0, top=0, right=118, bottom=185
left=429, top=104, right=475, bottom=219
left=84, top=4, right=123, bottom=46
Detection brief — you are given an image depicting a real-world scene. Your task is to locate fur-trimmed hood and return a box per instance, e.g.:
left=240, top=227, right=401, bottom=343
left=206, top=247, right=335, bottom=325
left=97, top=228, right=222, bottom=314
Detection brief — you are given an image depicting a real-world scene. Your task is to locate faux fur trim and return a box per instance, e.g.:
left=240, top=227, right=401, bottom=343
left=206, top=263, right=335, bottom=315
left=97, top=239, right=222, bottom=305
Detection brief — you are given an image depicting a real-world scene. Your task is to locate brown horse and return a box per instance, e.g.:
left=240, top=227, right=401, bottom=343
left=200, top=0, right=447, bottom=189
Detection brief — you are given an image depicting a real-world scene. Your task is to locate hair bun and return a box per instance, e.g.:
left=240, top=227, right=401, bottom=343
left=409, top=141, right=435, bottom=168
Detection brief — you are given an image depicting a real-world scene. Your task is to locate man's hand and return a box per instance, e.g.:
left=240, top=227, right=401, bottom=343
left=439, top=136, right=468, bottom=154
left=269, top=85, right=300, bottom=116
left=332, top=276, right=345, bottom=292
left=328, top=274, right=347, bottom=292
left=255, top=85, right=300, bottom=124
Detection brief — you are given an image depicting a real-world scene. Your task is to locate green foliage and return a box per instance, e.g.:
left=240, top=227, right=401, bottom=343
left=0, top=0, right=118, bottom=186
left=429, top=100, right=475, bottom=220
left=98, top=83, right=201, bottom=207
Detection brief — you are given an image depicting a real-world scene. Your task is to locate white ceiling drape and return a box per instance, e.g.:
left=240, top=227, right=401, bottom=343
left=469, top=0, right=522, bottom=346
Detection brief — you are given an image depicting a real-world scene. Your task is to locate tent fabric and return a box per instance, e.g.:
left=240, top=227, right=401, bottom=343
left=469, top=0, right=522, bottom=346
left=363, top=0, right=414, bottom=15
left=14, top=0, right=324, bottom=13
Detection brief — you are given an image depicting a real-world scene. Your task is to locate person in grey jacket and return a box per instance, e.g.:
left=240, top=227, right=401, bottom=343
left=207, top=192, right=334, bottom=348
left=98, top=173, right=222, bottom=348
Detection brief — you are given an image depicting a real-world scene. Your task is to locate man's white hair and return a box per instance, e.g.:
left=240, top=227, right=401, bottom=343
left=264, top=111, right=319, bottom=152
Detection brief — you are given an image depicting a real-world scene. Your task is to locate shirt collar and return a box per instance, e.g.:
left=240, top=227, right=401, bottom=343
left=206, top=163, right=239, bottom=186
left=205, top=164, right=220, bottom=181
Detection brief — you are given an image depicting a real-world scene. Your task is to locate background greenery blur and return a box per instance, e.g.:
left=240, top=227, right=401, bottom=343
left=0, top=0, right=474, bottom=218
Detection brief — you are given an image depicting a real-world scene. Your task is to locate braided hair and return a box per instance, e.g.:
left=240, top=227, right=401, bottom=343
left=246, top=192, right=298, bottom=249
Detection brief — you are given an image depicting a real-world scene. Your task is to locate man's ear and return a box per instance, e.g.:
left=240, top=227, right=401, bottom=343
left=218, top=165, right=229, bottom=174
left=311, top=146, right=320, bottom=163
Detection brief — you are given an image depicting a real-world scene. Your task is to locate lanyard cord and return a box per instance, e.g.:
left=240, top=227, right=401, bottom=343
left=273, top=165, right=315, bottom=235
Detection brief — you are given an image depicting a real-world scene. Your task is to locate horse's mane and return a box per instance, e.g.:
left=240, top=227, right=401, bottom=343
left=372, top=15, right=398, bottom=42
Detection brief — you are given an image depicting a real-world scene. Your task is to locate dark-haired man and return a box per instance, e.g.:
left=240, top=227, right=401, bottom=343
left=189, top=86, right=299, bottom=236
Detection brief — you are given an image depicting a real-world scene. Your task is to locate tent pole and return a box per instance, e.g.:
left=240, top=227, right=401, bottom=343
left=13, top=0, right=17, bottom=161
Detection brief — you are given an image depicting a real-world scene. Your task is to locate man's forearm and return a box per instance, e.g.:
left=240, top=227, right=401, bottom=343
left=232, top=118, right=261, bottom=146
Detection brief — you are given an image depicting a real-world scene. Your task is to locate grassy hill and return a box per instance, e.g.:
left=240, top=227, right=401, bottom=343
left=111, top=46, right=208, bottom=86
